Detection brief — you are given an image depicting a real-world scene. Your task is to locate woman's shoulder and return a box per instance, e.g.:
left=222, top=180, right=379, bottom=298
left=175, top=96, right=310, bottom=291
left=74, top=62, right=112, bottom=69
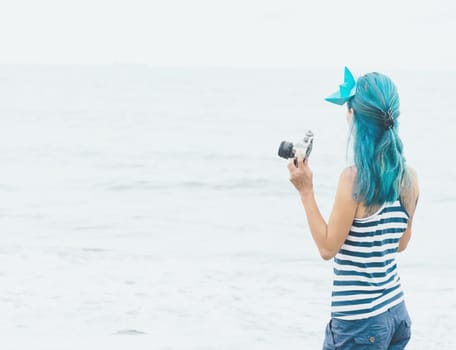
left=404, top=164, right=419, bottom=192
left=337, top=166, right=358, bottom=195
left=407, top=164, right=418, bottom=179
left=340, top=166, right=357, bottom=182
left=401, top=164, right=420, bottom=216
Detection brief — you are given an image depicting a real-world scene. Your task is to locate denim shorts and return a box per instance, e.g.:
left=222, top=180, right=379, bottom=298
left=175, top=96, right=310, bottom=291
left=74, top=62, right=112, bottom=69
left=322, top=301, right=412, bottom=350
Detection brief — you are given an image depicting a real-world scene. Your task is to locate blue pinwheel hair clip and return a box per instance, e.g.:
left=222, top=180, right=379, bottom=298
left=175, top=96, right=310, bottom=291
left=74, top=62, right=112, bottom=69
left=325, top=67, right=357, bottom=105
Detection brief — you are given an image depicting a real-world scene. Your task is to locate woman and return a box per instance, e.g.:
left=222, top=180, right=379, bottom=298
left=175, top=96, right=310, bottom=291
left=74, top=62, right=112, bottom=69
left=287, top=68, right=419, bottom=349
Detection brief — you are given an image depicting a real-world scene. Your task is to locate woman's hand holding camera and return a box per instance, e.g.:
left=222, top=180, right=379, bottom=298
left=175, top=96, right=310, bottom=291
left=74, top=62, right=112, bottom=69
left=287, top=156, right=313, bottom=196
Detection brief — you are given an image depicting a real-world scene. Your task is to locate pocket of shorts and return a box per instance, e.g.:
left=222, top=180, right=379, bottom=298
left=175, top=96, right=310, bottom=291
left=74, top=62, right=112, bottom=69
left=392, top=319, right=412, bottom=342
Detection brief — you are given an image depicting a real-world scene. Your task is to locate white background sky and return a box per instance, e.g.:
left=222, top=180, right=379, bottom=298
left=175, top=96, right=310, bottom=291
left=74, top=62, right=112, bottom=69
left=0, top=0, right=455, bottom=70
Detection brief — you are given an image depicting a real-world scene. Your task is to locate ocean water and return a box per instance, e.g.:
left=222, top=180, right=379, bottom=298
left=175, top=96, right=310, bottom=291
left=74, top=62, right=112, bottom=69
left=0, top=65, right=455, bottom=349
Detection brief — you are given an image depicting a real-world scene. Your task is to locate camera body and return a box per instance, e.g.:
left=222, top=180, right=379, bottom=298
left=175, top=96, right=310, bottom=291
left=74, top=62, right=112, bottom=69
left=278, top=130, right=314, bottom=165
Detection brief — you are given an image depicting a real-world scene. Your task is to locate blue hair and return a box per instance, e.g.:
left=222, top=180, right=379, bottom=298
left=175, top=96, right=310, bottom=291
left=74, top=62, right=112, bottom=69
left=349, top=72, right=406, bottom=207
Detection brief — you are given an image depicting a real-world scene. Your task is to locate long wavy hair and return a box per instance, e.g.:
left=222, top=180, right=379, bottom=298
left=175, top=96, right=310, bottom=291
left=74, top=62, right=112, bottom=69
left=348, top=72, right=406, bottom=207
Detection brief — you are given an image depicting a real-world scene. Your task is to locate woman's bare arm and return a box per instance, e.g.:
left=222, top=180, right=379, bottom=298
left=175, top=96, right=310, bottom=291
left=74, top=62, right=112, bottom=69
left=288, top=159, right=357, bottom=260
left=398, top=166, right=420, bottom=252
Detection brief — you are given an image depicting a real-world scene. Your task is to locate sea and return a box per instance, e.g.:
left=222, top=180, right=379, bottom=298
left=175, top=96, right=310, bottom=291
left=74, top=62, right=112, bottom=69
left=0, top=65, right=454, bottom=349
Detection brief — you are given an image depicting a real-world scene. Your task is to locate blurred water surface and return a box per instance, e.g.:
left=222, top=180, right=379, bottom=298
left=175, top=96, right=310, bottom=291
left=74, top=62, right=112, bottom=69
left=0, top=65, right=454, bottom=349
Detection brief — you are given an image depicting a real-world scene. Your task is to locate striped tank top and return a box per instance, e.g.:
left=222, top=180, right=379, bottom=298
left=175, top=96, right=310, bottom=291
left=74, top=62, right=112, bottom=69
left=331, top=200, right=409, bottom=320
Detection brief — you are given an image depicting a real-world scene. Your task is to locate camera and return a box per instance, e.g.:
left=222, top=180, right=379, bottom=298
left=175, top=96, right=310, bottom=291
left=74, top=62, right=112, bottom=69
left=278, top=130, right=314, bottom=166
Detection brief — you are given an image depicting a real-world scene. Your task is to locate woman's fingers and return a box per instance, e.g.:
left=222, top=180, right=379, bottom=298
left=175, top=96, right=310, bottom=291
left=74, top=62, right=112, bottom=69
left=288, top=157, right=308, bottom=172
left=287, top=159, right=295, bottom=172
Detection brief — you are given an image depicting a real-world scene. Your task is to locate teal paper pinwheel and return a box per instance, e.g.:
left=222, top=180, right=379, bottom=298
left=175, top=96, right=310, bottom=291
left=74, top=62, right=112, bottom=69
left=325, top=67, right=357, bottom=105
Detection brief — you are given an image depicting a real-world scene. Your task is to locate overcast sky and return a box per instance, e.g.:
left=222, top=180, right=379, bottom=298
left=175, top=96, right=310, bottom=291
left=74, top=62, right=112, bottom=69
left=0, top=0, right=455, bottom=70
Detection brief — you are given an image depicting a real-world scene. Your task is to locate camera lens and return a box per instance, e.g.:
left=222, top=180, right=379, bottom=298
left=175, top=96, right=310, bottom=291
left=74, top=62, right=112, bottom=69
left=278, top=141, right=294, bottom=159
